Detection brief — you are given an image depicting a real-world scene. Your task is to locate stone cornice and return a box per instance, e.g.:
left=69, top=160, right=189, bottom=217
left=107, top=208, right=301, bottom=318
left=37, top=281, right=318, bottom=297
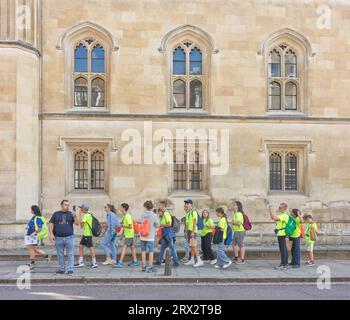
left=0, top=40, right=41, bottom=57
left=39, top=113, right=350, bottom=124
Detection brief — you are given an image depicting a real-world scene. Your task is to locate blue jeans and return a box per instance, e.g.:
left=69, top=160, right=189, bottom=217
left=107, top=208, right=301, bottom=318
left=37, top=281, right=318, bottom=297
left=158, top=234, right=179, bottom=265
left=55, top=236, right=75, bottom=272
left=291, top=237, right=301, bottom=267
left=101, top=232, right=117, bottom=260
left=184, top=235, right=190, bottom=260
left=278, top=236, right=289, bottom=266
left=216, top=242, right=231, bottom=268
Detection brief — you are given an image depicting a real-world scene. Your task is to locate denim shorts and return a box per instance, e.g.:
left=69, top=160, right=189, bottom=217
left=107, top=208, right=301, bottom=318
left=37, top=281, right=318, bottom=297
left=124, top=238, right=134, bottom=247
left=141, top=241, right=155, bottom=253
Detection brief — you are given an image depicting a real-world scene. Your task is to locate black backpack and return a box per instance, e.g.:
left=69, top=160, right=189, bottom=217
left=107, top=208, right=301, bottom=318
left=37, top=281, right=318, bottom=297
left=213, top=226, right=223, bottom=244
left=171, top=216, right=181, bottom=234
left=87, top=214, right=102, bottom=237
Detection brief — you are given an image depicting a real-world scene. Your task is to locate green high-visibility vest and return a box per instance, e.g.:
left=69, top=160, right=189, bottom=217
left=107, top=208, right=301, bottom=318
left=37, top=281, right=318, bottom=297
left=34, top=216, right=49, bottom=241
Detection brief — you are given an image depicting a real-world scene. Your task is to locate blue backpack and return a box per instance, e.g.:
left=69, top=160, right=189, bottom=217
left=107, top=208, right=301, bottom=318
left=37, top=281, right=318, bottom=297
left=224, top=226, right=234, bottom=246
left=197, top=214, right=204, bottom=230
left=191, top=210, right=204, bottom=230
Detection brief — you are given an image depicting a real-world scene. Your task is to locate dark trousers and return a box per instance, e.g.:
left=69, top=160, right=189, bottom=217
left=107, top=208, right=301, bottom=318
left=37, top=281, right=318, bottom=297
left=278, top=236, right=288, bottom=266
left=201, top=233, right=216, bottom=261
left=291, top=237, right=301, bottom=266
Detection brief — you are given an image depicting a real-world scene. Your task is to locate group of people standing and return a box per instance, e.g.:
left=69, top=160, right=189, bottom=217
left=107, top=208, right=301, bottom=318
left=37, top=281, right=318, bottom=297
left=25, top=199, right=317, bottom=275
left=269, top=203, right=318, bottom=270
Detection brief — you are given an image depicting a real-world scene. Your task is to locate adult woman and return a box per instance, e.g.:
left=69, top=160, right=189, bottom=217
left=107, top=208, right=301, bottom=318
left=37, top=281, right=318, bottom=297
left=232, top=201, right=246, bottom=265
left=26, top=206, right=50, bottom=268
left=101, top=204, right=121, bottom=265
left=200, top=210, right=217, bottom=265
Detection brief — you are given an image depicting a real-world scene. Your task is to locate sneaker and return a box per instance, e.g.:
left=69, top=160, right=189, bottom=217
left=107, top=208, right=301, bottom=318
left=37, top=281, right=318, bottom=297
left=45, top=255, right=51, bottom=263
left=142, top=265, right=147, bottom=272
left=27, top=261, right=35, bottom=268
left=114, top=262, right=124, bottom=268
left=129, top=260, right=140, bottom=267
left=74, top=263, right=85, bottom=268
left=215, top=265, right=222, bottom=269
left=55, top=270, right=65, bottom=275
left=185, top=259, right=195, bottom=266
left=223, top=261, right=232, bottom=269
left=66, top=271, right=74, bottom=276
left=194, top=260, right=204, bottom=268
left=161, top=259, right=166, bottom=265
left=91, top=263, right=98, bottom=269
left=306, top=261, right=316, bottom=267
left=102, top=258, right=113, bottom=266
left=181, top=258, right=189, bottom=263
left=236, top=259, right=246, bottom=265
left=210, top=259, right=217, bottom=265
left=274, top=265, right=285, bottom=270
left=304, top=260, right=311, bottom=265
left=147, top=266, right=156, bottom=273
left=232, top=257, right=239, bottom=263
left=202, top=260, right=210, bottom=264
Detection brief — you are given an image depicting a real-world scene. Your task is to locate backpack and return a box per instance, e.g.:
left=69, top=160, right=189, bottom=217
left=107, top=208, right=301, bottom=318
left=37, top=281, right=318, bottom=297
left=34, top=216, right=49, bottom=241
left=87, top=214, right=102, bottom=237
left=133, top=220, right=140, bottom=234
left=310, top=226, right=318, bottom=242
left=213, top=226, right=223, bottom=244
left=171, top=216, right=181, bottom=234
left=190, top=210, right=204, bottom=230
left=224, top=226, right=234, bottom=246
left=285, top=215, right=297, bottom=237
left=139, top=219, right=151, bottom=238
left=243, top=214, right=252, bottom=231
left=197, top=214, right=204, bottom=230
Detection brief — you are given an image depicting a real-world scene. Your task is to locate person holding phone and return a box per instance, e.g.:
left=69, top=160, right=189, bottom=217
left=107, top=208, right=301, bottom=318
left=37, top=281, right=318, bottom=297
left=49, top=200, right=80, bottom=275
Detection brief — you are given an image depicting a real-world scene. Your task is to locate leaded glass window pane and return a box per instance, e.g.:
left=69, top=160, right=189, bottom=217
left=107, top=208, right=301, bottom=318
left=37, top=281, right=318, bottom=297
left=75, top=44, right=88, bottom=73
left=190, top=48, right=202, bottom=75
left=190, top=80, right=203, bottom=109
left=74, top=78, right=88, bottom=107
left=74, top=151, right=88, bottom=190
left=91, top=78, right=105, bottom=107
left=173, top=47, right=186, bottom=75
left=270, top=153, right=282, bottom=191
left=173, top=80, right=186, bottom=108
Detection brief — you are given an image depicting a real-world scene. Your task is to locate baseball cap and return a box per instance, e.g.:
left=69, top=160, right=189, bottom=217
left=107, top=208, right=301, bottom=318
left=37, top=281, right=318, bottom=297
left=184, top=199, right=193, bottom=205
left=79, top=204, right=90, bottom=211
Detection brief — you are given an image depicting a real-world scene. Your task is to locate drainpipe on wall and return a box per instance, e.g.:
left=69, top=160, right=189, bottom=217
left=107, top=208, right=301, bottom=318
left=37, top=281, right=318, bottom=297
left=38, top=0, right=44, bottom=212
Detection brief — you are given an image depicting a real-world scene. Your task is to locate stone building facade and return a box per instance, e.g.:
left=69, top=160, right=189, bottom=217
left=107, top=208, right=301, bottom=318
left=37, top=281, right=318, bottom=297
left=0, top=0, right=350, bottom=246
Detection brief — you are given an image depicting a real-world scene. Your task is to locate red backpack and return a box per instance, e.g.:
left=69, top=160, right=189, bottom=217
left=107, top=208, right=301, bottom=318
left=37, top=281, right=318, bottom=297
left=140, top=219, right=151, bottom=238
left=133, top=220, right=140, bottom=234
left=243, top=214, right=252, bottom=231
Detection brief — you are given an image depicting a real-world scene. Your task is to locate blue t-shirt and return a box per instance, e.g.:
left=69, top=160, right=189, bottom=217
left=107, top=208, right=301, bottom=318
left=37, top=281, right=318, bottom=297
left=27, top=216, right=43, bottom=236
left=49, top=211, right=75, bottom=237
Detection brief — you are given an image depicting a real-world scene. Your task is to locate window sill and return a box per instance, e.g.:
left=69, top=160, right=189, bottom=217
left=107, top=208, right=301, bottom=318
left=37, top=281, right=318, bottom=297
left=266, top=111, right=306, bottom=117
left=169, top=191, right=211, bottom=199
left=267, top=191, right=307, bottom=198
left=67, top=190, right=109, bottom=197
left=66, top=108, right=110, bottom=114
left=168, top=109, right=209, bottom=116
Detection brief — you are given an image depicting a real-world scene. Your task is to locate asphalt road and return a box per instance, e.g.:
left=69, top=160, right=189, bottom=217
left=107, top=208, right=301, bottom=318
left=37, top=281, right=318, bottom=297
left=0, top=283, right=349, bottom=300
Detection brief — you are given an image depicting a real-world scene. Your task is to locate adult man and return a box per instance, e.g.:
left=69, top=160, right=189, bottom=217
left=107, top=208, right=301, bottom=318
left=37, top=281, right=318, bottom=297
left=155, top=200, right=180, bottom=267
left=75, top=204, right=98, bottom=269
left=269, top=203, right=290, bottom=270
left=184, top=200, right=204, bottom=268
left=49, top=200, right=80, bottom=275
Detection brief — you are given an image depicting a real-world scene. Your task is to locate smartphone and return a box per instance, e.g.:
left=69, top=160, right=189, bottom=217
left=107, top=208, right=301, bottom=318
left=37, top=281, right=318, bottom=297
left=73, top=205, right=77, bottom=212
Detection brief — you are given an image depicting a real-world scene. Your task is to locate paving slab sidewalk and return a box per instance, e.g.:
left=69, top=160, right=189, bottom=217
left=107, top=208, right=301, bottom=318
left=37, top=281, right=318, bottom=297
left=0, top=259, right=349, bottom=284
left=1, top=245, right=350, bottom=261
